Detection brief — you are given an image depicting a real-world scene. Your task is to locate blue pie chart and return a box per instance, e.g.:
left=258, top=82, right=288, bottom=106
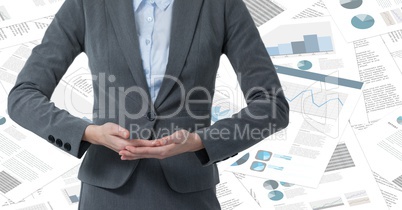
left=263, top=180, right=279, bottom=190
left=351, top=14, right=375, bottom=29
left=340, top=0, right=363, bottom=9
left=250, top=161, right=266, bottom=172
left=231, top=153, right=250, bottom=166
left=0, top=116, right=5, bottom=125
left=297, top=60, right=313, bottom=71
left=255, top=150, right=272, bottom=161
left=268, top=190, right=284, bottom=201
left=397, top=116, right=402, bottom=125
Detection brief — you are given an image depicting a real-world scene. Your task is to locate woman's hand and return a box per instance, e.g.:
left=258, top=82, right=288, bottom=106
left=82, top=123, right=154, bottom=153
left=119, top=130, right=204, bottom=160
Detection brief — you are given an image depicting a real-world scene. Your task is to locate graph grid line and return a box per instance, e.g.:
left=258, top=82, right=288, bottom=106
left=281, top=81, right=348, bottom=120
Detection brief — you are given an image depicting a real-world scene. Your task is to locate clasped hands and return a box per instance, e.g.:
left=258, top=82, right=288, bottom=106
left=83, top=123, right=204, bottom=160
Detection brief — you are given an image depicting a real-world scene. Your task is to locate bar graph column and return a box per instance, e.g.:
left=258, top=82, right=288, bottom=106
left=291, top=41, right=307, bottom=54
left=318, top=36, right=334, bottom=52
left=278, top=43, right=293, bottom=55
left=304, top=35, right=320, bottom=53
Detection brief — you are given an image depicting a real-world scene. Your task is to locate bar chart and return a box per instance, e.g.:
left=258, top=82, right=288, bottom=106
left=263, top=22, right=335, bottom=57
left=267, top=34, right=333, bottom=56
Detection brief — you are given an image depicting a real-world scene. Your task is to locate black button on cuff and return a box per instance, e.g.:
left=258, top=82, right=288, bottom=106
left=56, top=139, right=63, bottom=147
left=64, top=143, right=71, bottom=151
left=48, top=135, right=55, bottom=143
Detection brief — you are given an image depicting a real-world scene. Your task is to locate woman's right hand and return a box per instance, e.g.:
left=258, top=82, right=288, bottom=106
left=82, top=123, right=154, bottom=154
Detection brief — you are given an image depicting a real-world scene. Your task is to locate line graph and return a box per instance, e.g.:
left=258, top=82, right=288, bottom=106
left=310, top=197, right=344, bottom=210
left=345, top=190, right=370, bottom=206
left=281, top=81, right=348, bottom=120
left=286, top=89, right=344, bottom=107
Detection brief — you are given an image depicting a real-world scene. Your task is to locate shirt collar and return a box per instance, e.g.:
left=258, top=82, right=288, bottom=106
left=134, top=0, right=173, bottom=12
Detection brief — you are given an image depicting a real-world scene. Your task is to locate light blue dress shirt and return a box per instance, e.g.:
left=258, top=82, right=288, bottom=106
left=133, top=0, right=174, bottom=102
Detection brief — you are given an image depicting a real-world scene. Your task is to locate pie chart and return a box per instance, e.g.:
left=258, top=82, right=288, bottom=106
left=297, top=60, right=313, bottom=71
left=263, top=180, right=279, bottom=190
left=268, top=190, right=284, bottom=201
left=397, top=116, right=402, bottom=125
left=0, top=116, right=6, bottom=125
left=351, top=14, right=375, bottom=29
left=231, top=153, right=250, bottom=166
left=340, top=0, right=363, bottom=9
left=250, top=161, right=266, bottom=172
left=255, top=150, right=272, bottom=161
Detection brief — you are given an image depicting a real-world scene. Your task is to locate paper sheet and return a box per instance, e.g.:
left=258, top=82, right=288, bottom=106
left=0, top=17, right=52, bottom=49
left=0, top=110, right=81, bottom=202
left=233, top=125, right=388, bottom=209
left=356, top=106, right=402, bottom=193
left=0, top=0, right=62, bottom=28
left=323, top=0, right=402, bottom=42
left=350, top=32, right=402, bottom=125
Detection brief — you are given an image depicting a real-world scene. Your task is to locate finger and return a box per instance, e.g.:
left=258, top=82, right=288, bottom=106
left=106, top=123, right=129, bottom=139
left=127, top=139, right=155, bottom=147
left=152, top=136, right=170, bottom=146
left=119, top=148, right=161, bottom=159
left=119, top=150, right=139, bottom=160
left=153, top=132, right=185, bottom=146
left=125, top=145, right=169, bottom=157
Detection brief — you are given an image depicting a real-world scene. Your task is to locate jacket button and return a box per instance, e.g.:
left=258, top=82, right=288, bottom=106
left=146, top=111, right=156, bottom=121
left=48, top=135, right=55, bottom=143
left=56, top=139, right=63, bottom=147
left=64, top=143, right=71, bottom=151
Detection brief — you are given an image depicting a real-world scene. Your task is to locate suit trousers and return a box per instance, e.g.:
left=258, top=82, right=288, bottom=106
left=78, top=158, right=221, bottom=210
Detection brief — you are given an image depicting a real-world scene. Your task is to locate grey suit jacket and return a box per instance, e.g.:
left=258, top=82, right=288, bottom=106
left=8, top=0, right=289, bottom=193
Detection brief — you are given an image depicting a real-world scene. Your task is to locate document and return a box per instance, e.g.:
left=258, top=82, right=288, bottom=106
left=352, top=33, right=402, bottom=124
left=2, top=166, right=261, bottom=210
left=261, top=16, right=360, bottom=81
left=243, top=0, right=310, bottom=28
left=0, top=18, right=52, bottom=49
left=225, top=70, right=362, bottom=187
left=292, top=0, right=330, bottom=19
left=0, top=110, right=81, bottom=202
left=217, top=172, right=262, bottom=210
left=323, top=0, right=402, bottom=42
left=0, top=42, right=36, bottom=91
left=0, top=41, right=93, bottom=118
left=223, top=4, right=363, bottom=188
left=381, top=29, right=402, bottom=69
left=1, top=165, right=81, bottom=210
left=0, top=0, right=63, bottom=28
left=51, top=53, right=94, bottom=120
left=373, top=170, right=402, bottom=209
left=0, top=44, right=92, bottom=202
left=233, top=125, right=388, bottom=209
left=356, top=106, right=402, bottom=193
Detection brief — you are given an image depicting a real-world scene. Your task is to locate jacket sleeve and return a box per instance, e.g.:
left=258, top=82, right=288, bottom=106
left=7, top=0, right=91, bottom=158
left=195, top=0, right=290, bottom=165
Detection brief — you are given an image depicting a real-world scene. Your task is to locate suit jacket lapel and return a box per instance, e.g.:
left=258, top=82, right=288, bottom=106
left=105, top=0, right=152, bottom=103
left=154, top=0, right=204, bottom=109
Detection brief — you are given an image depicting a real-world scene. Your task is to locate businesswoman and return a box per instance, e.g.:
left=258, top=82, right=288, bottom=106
left=8, top=0, right=289, bottom=209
